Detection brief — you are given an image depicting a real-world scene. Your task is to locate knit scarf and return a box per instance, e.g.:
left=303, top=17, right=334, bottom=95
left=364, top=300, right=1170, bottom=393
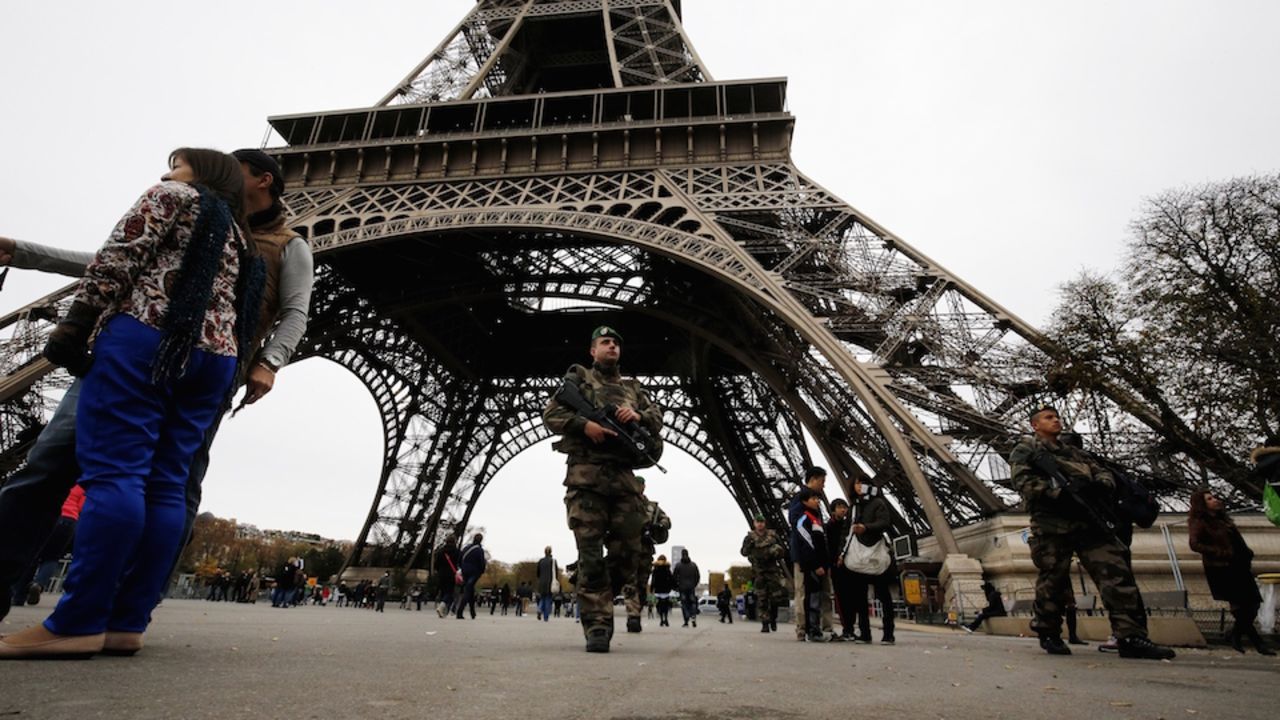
left=151, top=185, right=265, bottom=392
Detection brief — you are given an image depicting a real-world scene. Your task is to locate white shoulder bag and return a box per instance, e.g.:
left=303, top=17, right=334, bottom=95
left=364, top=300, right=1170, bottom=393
left=841, top=509, right=892, bottom=576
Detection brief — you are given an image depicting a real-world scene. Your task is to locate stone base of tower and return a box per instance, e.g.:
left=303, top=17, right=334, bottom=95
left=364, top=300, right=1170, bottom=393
left=938, top=553, right=986, bottom=621
left=917, top=513, right=1280, bottom=629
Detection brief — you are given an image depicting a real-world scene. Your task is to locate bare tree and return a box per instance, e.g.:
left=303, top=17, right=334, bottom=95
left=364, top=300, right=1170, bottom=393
left=1048, top=173, right=1279, bottom=498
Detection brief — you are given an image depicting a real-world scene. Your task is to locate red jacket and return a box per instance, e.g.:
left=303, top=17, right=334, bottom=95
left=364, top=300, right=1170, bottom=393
left=61, top=486, right=86, bottom=521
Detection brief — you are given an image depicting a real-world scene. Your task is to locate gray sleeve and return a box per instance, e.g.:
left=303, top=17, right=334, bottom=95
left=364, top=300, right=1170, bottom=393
left=11, top=240, right=94, bottom=277
left=258, top=237, right=314, bottom=369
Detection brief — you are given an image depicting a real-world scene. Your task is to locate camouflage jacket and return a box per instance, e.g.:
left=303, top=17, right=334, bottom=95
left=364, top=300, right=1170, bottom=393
left=1010, top=434, right=1116, bottom=535
left=643, top=499, right=672, bottom=550
left=542, top=363, right=663, bottom=466
left=740, top=528, right=787, bottom=569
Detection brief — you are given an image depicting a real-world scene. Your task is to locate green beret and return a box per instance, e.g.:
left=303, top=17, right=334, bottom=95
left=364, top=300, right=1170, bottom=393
left=753, top=513, right=766, bottom=522
left=592, top=325, right=623, bottom=343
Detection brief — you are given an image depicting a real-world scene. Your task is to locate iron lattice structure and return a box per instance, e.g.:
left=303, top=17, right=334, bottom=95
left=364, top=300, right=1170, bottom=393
left=0, top=0, right=1255, bottom=574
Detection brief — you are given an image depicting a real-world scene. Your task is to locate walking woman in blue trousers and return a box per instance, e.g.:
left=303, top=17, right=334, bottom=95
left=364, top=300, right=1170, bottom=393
left=0, top=148, right=263, bottom=659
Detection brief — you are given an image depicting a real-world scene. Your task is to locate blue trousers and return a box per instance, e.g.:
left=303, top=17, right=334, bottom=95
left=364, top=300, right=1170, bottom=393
left=45, top=316, right=234, bottom=636
left=538, top=594, right=553, bottom=621
left=0, top=359, right=225, bottom=614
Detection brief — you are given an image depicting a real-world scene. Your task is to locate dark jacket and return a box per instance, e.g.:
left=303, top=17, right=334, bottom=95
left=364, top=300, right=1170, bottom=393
left=981, top=583, right=1008, bottom=616
left=650, top=562, right=675, bottom=594
left=827, top=514, right=852, bottom=561
left=435, top=544, right=461, bottom=587
left=853, top=492, right=893, bottom=547
left=459, top=542, right=487, bottom=580
left=536, top=556, right=558, bottom=595
left=275, top=562, right=296, bottom=591
left=788, top=491, right=828, bottom=563
left=717, top=587, right=733, bottom=609
left=791, top=509, right=828, bottom=572
left=1189, top=510, right=1260, bottom=604
left=673, top=557, right=701, bottom=592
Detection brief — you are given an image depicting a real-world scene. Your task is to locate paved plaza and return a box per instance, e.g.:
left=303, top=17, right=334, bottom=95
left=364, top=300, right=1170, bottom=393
left=1, top=598, right=1276, bottom=719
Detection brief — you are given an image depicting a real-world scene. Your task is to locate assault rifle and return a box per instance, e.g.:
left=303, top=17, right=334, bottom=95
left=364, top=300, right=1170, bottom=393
left=555, top=379, right=667, bottom=473
left=1031, top=449, right=1123, bottom=545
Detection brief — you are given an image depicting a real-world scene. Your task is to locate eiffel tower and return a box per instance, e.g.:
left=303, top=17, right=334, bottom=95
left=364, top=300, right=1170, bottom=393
left=0, top=1, right=1253, bottom=593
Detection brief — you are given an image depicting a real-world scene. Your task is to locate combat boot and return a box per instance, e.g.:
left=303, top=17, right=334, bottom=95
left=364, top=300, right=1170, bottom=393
left=761, top=621, right=770, bottom=633
left=1245, top=627, right=1275, bottom=656
left=1117, top=635, right=1176, bottom=660
left=770, top=619, right=777, bottom=632
left=585, top=626, right=611, bottom=653
left=1039, top=635, right=1072, bottom=655
left=626, top=617, right=642, bottom=633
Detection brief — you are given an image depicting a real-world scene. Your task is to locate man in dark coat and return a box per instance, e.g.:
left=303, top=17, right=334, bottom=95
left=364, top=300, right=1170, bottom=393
left=673, top=549, right=701, bottom=627
left=455, top=534, right=487, bottom=619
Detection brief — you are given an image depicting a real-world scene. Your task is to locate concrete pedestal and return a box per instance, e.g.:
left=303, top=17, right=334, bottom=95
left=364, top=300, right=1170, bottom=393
left=940, top=553, right=986, bottom=622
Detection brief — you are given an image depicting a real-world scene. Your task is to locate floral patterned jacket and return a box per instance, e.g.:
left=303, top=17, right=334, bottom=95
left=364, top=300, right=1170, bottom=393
left=75, top=181, right=245, bottom=357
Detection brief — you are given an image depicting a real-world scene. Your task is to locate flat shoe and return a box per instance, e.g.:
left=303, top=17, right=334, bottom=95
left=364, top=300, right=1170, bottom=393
left=0, top=628, right=104, bottom=660
left=102, top=631, right=144, bottom=656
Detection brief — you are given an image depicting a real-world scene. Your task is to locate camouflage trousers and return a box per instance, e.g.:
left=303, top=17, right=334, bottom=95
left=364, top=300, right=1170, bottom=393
left=1029, top=529, right=1146, bottom=640
left=564, top=462, right=647, bottom=637
left=753, top=568, right=788, bottom=623
left=615, top=549, right=653, bottom=620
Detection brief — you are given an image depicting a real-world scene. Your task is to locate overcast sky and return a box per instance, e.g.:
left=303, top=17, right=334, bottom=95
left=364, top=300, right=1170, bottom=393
left=2, top=1, right=1278, bottom=577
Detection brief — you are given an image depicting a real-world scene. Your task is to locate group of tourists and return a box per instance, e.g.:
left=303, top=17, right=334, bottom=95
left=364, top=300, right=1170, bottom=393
left=0, top=146, right=313, bottom=659
left=0, top=159, right=1275, bottom=665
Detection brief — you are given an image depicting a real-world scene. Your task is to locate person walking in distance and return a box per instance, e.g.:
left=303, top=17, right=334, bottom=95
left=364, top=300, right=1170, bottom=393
left=674, top=549, right=701, bottom=627
left=542, top=326, right=663, bottom=653
left=435, top=538, right=461, bottom=618
left=455, top=534, right=486, bottom=620
left=536, top=546, right=559, bottom=623
left=716, top=584, right=734, bottom=624
left=649, top=555, right=675, bottom=627
left=375, top=571, right=390, bottom=613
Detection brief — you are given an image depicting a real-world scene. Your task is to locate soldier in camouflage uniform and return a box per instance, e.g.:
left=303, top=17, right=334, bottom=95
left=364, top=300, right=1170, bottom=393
left=740, top=514, right=788, bottom=633
left=543, top=326, right=663, bottom=653
left=1011, top=405, right=1174, bottom=660
left=611, top=481, right=670, bottom=633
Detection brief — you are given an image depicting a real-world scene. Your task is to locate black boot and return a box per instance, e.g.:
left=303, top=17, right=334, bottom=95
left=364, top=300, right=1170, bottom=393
left=1039, top=635, right=1072, bottom=655
left=585, top=626, right=611, bottom=653
left=1066, top=607, right=1086, bottom=645
left=1229, top=624, right=1246, bottom=654
left=761, top=621, right=770, bottom=633
left=1117, top=635, right=1176, bottom=660
left=626, top=616, right=642, bottom=633
left=1246, top=626, right=1276, bottom=656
